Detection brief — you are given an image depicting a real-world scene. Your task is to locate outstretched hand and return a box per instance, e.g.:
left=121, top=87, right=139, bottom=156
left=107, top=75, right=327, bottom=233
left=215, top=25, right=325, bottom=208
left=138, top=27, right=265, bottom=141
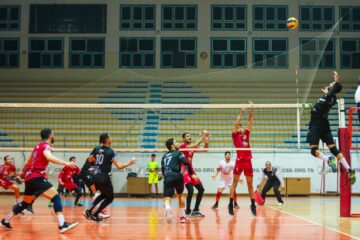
left=333, top=71, right=340, bottom=82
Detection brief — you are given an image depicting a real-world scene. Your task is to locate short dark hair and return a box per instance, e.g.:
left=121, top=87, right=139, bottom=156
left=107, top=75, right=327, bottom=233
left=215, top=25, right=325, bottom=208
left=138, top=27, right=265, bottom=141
left=3, top=155, right=10, bottom=162
left=151, top=154, right=156, bottom=157
left=265, top=161, right=271, bottom=165
left=69, top=156, right=76, bottom=161
left=165, top=138, right=175, bottom=150
left=182, top=132, right=190, bottom=138
left=224, top=151, right=231, bottom=156
left=99, top=133, right=110, bottom=144
left=40, top=128, right=52, bottom=140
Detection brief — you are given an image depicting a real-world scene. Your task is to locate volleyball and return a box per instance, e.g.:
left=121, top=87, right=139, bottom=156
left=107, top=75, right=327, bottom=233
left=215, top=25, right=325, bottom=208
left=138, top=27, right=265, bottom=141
left=287, top=17, right=298, bottom=29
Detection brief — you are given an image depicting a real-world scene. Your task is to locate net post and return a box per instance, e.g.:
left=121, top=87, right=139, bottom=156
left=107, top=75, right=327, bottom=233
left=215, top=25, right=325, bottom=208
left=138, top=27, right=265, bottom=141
left=296, top=104, right=301, bottom=150
left=339, top=127, right=351, bottom=217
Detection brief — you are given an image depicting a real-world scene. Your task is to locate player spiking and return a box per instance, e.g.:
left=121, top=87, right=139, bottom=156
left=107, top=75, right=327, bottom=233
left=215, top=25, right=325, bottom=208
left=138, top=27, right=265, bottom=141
left=307, top=71, right=356, bottom=184
left=228, top=101, right=256, bottom=216
left=180, top=129, right=209, bottom=217
left=84, top=133, right=136, bottom=222
left=0, top=128, right=79, bottom=233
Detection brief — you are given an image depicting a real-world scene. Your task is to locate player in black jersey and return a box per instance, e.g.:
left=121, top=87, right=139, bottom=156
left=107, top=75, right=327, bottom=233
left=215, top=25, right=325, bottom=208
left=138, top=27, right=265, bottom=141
left=162, top=138, right=196, bottom=224
left=84, top=133, right=136, bottom=222
left=307, top=71, right=356, bottom=184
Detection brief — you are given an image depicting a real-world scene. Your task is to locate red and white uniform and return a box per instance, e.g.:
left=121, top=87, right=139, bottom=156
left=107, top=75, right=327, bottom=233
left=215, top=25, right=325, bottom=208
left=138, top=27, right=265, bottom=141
left=58, top=165, right=80, bottom=191
left=232, top=129, right=253, bottom=176
left=24, top=142, right=52, bottom=182
left=218, top=160, right=235, bottom=189
left=180, top=143, right=201, bottom=186
left=0, top=163, right=16, bottom=189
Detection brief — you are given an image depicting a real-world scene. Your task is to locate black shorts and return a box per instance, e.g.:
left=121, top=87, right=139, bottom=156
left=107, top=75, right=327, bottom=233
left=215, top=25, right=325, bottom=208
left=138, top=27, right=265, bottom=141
left=24, top=177, right=53, bottom=197
left=163, top=177, right=184, bottom=198
left=307, top=118, right=335, bottom=145
left=81, top=172, right=95, bottom=189
left=93, top=173, right=114, bottom=198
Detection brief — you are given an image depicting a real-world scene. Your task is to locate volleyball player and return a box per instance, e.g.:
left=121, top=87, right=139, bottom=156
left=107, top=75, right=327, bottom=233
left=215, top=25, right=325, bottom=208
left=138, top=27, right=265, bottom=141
left=180, top=130, right=209, bottom=217
left=84, top=133, right=136, bottom=223
left=162, top=138, right=197, bottom=224
left=0, top=156, right=21, bottom=204
left=228, top=101, right=257, bottom=216
left=307, top=71, right=356, bottom=184
left=211, top=151, right=240, bottom=209
left=0, top=128, right=78, bottom=233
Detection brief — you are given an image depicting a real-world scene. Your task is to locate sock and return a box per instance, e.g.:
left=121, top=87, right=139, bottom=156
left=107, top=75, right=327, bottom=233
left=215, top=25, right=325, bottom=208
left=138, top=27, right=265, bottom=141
left=229, top=198, right=233, bottom=207
left=165, top=205, right=171, bottom=210
left=215, top=192, right=222, bottom=203
left=57, top=213, right=65, bottom=227
left=4, top=212, right=14, bottom=223
left=251, top=199, right=255, bottom=206
left=234, top=191, right=238, bottom=204
left=318, top=152, right=329, bottom=162
left=180, top=208, right=185, bottom=217
left=340, top=157, right=351, bottom=172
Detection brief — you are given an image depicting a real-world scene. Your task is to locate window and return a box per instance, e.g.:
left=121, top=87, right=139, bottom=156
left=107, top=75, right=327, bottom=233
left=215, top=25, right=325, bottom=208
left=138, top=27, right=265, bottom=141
left=28, top=38, right=63, bottom=68
left=341, top=39, right=360, bottom=69
left=70, top=38, right=105, bottom=68
left=161, top=38, right=196, bottom=68
left=162, top=5, right=197, bottom=30
left=0, top=38, right=19, bottom=68
left=340, top=7, right=360, bottom=31
left=299, top=6, right=334, bottom=31
left=253, top=5, right=287, bottom=31
left=300, top=38, right=335, bottom=69
left=119, top=38, right=155, bottom=68
left=211, top=5, right=246, bottom=30
left=0, top=5, right=20, bottom=31
left=120, top=5, right=155, bottom=30
left=30, top=4, right=106, bottom=33
left=211, top=38, right=246, bottom=68
left=253, top=38, right=288, bottom=68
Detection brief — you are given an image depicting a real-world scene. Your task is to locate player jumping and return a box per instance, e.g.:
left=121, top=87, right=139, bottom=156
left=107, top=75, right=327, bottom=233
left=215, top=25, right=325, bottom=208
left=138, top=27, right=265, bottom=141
left=180, top=130, right=209, bottom=217
left=307, top=71, right=356, bottom=184
left=228, top=101, right=257, bottom=216
left=0, top=128, right=79, bottom=233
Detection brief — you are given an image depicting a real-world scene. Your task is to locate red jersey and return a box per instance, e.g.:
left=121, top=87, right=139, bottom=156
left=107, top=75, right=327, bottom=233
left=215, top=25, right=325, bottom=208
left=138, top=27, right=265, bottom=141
left=179, top=143, right=201, bottom=185
left=0, top=164, right=16, bottom=179
left=58, top=165, right=80, bottom=183
left=179, top=143, right=195, bottom=162
left=232, top=129, right=252, bottom=160
left=24, top=142, right=52, bottom=182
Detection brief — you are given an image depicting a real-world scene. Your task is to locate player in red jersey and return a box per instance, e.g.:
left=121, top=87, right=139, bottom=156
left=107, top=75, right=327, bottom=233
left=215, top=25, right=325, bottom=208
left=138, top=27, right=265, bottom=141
left=0, top=128, right=79, bottom=233
left=58, top=156, right=83, bottom=206
left=180, top=129, right=209, bottom=217
left=228, top=101, right=257, bottom=216
left=0, top=156, right=21, bottom=203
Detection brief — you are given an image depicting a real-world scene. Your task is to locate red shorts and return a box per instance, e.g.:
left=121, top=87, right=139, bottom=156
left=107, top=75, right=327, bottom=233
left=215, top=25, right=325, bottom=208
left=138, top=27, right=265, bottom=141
left=233, top=159, right=253, bottom=177
left=0, top=178, right=14, bottom=189
left=61, top=181, right=78, bottom=191
left=183, top=172, right=201, bottom=186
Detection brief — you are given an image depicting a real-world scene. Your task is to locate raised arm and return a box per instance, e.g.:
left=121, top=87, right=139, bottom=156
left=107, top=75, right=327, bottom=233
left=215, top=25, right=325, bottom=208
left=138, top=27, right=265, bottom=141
left=233, top=109, right=245, bottom=133
left=113, top=157, right=136, bottom=170
left=247, top=101, right=254, bottom=131
left=44, top=150, right=75, bottom=167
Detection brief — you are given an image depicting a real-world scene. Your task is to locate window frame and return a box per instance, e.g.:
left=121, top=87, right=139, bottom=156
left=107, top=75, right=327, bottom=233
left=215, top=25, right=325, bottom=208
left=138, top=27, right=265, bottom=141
left=252, top=37, right=288, bottom=69
left=119, top=4, right=156, bottom=31
left=339, top=6, right=360, bottom=32
left=211, top=37, right=247, bottom=68
left=69, top=38, right=105, bottom=68
left=119, top=37, right=156, bottom=68
left=0, top=5, right=20, bottom=31
left=299, top=6, right=335, bottom=32
left=252, top=5, right=288, bottom=31
left=0, top=38, right=19, bottom=68
left=161, top=37, right=197, bottom=68
left=340, top=38, right=360, bottom=69
left=299, top=38, right=335, bottom=69
left=211, top=5, right=247, bottom=31
left=161, top=5, right=197, bottom=31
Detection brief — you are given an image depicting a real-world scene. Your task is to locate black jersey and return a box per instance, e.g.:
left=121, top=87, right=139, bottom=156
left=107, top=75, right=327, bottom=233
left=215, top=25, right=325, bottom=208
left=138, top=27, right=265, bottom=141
left=263, top=168, right=279, bottom=182
left=80, top=158, right=94, bottom=176
left=90, top=146, right=117, bottom=175
left=311, top=82, right=342, bottom=119
left=161, top=150, right=193, bottom=182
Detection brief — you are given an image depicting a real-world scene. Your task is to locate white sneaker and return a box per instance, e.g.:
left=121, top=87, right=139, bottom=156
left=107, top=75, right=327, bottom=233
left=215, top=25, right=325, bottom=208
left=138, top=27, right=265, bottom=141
left=165, top=208, right=172, bottom=224
left=277, top=202, right=284, bottom=206
left=99, top=213, right=111, bottom=220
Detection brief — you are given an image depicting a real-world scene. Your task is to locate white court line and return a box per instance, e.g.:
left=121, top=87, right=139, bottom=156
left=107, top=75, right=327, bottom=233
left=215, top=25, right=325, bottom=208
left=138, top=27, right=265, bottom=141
left=268, top=206, right=360, bottom=240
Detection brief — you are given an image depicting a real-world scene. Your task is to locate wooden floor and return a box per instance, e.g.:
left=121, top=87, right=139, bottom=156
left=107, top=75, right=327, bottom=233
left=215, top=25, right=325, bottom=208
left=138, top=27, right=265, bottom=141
left=0, top=195, right=359, bottom=239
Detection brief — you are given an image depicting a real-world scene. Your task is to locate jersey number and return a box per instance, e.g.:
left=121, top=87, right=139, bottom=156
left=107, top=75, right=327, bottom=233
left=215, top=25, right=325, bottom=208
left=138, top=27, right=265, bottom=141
left=95, top=154, right=104, bottom=165
left=164, top=156, right=173, bottom=166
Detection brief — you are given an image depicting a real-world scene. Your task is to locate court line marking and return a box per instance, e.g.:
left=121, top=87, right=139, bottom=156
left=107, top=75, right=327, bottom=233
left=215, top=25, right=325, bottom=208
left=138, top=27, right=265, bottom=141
left=268, top=206, right=360, bottom=240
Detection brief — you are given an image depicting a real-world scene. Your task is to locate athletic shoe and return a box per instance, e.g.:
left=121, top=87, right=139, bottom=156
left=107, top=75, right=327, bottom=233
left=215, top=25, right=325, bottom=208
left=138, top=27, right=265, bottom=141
left=99, top=213, right=111, bottom=220
left=0, top=219, right=12, bottom=230
left=349, top=169, right=356, bottom=185
left=192, top=211, right=205, bottom=217
left=165, top=208, right=172, bottom=224
left=48, top=202, right=54, bottom=208
left=327, top=156, right=337, bottom=173
left=228, top=204, right=234, bottom=216
left=75, top=202, right=83, bottom=207
left=250, top=205, right=257, bottom=216
left=83, top=209, right=91, bottom=219
left=180, top=216, right=187, bottom=224
left=59, top=221, right=79, bottom=233
left=187, top=211, right=198, bottom=218
left=185, top=209, right=191, bottom=216
left=211, top=203, right=218, bottom=209
left=234, top=203, right=240, bottom=209
left=277, top=202, right=284, bottom=206
left=89, top=214, right=103, bottom=223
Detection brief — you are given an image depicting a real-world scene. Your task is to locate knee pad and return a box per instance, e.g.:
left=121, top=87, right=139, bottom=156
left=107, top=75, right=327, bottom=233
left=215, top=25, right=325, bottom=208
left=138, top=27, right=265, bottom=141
left=311, top=147, right=318, bottom=157
left=13, top=201, right=29, bottom=214
left=329, top=146, right=340, bottom=157
left=51, top=194, right=63, bottom=213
